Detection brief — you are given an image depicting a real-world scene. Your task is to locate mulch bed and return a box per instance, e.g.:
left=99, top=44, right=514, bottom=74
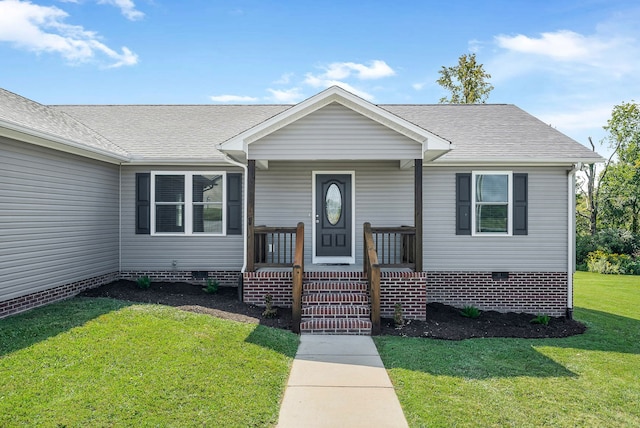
left=80, top=280, right=586, bottom=340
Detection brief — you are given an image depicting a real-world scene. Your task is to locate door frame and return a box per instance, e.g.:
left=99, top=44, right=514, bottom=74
left=312, top=170, right=356, bottom=264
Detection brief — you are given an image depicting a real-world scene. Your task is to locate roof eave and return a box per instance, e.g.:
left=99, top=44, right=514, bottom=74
left=428, top=157, right=605, bottom=166
left=0, top=120, right=129, bottom=164
left=123, top=156, right=236, bottom=166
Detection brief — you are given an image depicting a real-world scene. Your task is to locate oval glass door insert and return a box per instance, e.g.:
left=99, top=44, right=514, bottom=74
left=325, top=183, right=342, bottom=225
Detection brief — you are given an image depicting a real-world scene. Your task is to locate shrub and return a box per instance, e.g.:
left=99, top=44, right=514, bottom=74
left=531, top=314, right=551, bottom=325
left=202, top=278, right=219, bottom=294
left=460, top=306, right=481, bottom=319
left=587, top=250, right=620, bottom=274
left=576, top=229, right=640, bottom=266
left=586, top=250, right=640, bottom=275
left=136, top=276, right=151, bottom=289
left=394, top=303, right=404, bottom=327
left=262, top=294, right=278, bottom=318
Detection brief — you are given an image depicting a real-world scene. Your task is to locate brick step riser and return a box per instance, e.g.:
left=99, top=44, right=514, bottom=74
left=303, top=283, right=368, bottom=293
left=300, top=329, right=372, bottom=335
left=302, top=294, right=369, bottom=303
left=302, top=307, right=370, bottom=317
left=300, top=320, right=373, bottom=336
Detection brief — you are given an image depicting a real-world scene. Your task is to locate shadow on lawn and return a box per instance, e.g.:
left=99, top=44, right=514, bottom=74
left=0, top=297, right=132, bottom=356
left=564, top=307, right=640, bottom=355
left=376, top=306, right=640, bottom=379
left=244, top=324, right=299, bottom=358
left=376, top=338, right=578, bottom=380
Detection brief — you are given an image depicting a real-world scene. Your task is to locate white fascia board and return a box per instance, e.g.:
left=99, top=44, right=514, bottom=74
left=424, top=135, right=453, bottom=151
left=123, top=157, right=237, bottom=166
left=219, top=86, right=452, bottom=154
left=425, top=159, right=601, bottom=167
left=0, top=122, right=129, bottom=164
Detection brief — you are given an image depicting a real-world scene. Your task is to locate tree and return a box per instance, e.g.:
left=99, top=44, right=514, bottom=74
left=598, top=101, right=640, bottom=233
left=436, top=53, right=494, bottom=104
left=576, top=137, right=618, bottom=235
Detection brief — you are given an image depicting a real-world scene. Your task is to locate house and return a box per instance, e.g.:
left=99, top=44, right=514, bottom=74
left=0, top=86, right=602, bottom=333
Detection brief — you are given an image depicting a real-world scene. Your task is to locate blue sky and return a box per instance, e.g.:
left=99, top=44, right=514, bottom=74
left=1, top=0, right=638, bottom=155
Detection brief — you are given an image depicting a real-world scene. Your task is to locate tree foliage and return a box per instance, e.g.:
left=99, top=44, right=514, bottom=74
left=436, top=53, right=494, bottom=104
left=599, top=101, right=640, bottom=233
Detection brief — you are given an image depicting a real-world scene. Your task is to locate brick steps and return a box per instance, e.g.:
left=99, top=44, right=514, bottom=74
left=300, top=280, right=372, bottom=335
left=300, top=318, right=372, bottom=335
left=302, top=305, right=370, bottom=318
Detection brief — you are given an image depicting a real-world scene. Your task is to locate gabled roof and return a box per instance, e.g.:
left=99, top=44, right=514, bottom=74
left=0, top=86, right=604, bottom=165
left=383, top=104, right=603, bottom=164
left=0, top=88, right=128, bottom=162
left=218, top=86, right=453, bottom=158
left=56, top=104, right=290, bottom=163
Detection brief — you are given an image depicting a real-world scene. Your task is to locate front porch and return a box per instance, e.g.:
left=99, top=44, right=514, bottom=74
left=242, top=222, right=427, bottom=335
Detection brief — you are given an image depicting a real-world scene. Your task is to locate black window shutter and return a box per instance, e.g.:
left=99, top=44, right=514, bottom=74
left=456, top=173, right=472, bottom=235
left=513, top=173, right=528, bottom=235
left=136, top=173, right=151, bottom=235
left=227, top=173, right=242, bottom=235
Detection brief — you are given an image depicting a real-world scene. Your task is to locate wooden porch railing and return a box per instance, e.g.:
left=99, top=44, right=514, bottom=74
left=369, top=226, right=416, bottom=269
left=254, top=226, right=299, bottom=268
left=363, top=222, right=381, bottom=335
left=292, top=222, right=304, bottom=334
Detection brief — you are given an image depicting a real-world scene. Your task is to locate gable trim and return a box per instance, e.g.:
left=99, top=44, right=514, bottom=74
left=218, top=86, right=452, bottom=156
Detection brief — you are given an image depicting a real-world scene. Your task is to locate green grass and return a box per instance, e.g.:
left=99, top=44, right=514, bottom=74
left=375, top=271, right=640, bottom=427
left=0, top=297, right=299, bottom=427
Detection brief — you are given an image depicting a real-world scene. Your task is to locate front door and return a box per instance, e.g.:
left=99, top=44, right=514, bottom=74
left=315, top=174, right=352, bottom=259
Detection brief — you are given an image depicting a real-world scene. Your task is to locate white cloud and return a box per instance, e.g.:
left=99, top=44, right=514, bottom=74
left=412, top=82, right=425, bottom=91
left=273, top=72, right=294, bottom=85
left=317, top=60, right=395, bottom=81
left=303, top=73, right=374, bottom=101
left=267, top=88, right=304, bottom=103
left=537, top=104, right=613, bottom=133
left=209, top=94, right=259, bottom=102
left=492, top=26, right=638, bottom=78
left=98, top=0, right=144, bottom=21
left=495, top=30, right=608, bottom=61
left=0, top=0, right=138, bottom=67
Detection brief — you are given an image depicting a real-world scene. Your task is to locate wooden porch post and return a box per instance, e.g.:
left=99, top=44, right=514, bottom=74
left=414, top=159, right=423, bottom=272
left=247, top=160, right=256, bottom=272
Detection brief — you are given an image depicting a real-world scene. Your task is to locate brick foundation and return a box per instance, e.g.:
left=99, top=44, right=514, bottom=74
left=1, top=269, right=569, bottom=320
left=119, top=270, right=241, bottom=287
left=243, top=271, right=428, bottom=320
left=0, top=272, right=119, bottom=319
left=426, top=271, right=568, bottom=317
left=380, top=272, right=427, bottom=320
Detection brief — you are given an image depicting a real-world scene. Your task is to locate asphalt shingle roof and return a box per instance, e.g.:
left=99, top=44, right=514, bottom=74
left=55, top=105, right=290, bottom=161
left=0, top=88, right=128, bottom=158
left=381, top=104, right=602, bottom=163
left=0, top=86, right=602, bottom=164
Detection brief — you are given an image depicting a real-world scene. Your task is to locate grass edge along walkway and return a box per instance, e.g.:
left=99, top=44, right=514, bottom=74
left=375, top=271, right=640, bottom=427
left=0, top=297, right=299, bottom=427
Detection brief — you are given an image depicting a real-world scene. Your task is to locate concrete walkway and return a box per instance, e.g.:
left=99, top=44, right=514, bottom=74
left=277, top=335, right=409, bottom=428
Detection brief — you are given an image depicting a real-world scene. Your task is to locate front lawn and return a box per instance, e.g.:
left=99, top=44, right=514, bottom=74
left=375, top=271, right=640, bottom=427
left=0, top=297, right=299, bottom=427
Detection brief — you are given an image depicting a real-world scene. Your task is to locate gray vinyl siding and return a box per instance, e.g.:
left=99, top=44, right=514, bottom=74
left=0, top=137, right=119, bottom=301
left=424, top=166, right=569, bottom=271
left=120, top=165, right=244, bottom=271
left=255, top=161, right=414, bottom=266
left=249, top=103, right=422, bottom=160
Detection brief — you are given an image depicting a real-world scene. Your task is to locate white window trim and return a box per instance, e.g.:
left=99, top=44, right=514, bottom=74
left=151, top=171, right=227, bottom=236
left=471, top=171, right=512, bottom=237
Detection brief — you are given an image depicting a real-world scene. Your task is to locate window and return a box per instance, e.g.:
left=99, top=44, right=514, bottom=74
left=473, top=172, right=512, bottom=235
left=456, top=172, right=527, bottom=236
left=151, top=172, right=226, bottom=235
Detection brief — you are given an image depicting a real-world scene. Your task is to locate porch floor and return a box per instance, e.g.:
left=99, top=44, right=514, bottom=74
left=257, top=265, right=413, bottom=273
